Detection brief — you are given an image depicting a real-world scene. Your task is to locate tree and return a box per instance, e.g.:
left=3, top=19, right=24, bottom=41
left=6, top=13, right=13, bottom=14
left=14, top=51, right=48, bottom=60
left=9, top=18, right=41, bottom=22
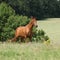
left=0, top=0, right=60, bottom=19
left=0, top=2, right=15, bottom=41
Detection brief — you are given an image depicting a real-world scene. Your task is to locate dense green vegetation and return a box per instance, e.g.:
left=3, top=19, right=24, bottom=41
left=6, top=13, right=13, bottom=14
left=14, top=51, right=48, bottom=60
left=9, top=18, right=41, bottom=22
left=0, top=0, right=60, bottom=19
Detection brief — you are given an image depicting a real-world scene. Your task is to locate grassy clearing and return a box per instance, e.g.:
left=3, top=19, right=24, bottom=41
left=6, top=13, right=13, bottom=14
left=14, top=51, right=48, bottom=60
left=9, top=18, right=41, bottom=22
left=37, top=18, right=60, bottom=45
left=0, top=42, right=60, bottom=60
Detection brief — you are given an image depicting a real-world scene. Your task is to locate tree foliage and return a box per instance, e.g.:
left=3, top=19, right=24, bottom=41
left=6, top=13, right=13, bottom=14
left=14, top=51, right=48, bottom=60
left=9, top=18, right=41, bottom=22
left=0, top=0, right=60, bottom=19
left=0, top=2, right=15, bottom=41
left=0, top=2, right=15, bottom=30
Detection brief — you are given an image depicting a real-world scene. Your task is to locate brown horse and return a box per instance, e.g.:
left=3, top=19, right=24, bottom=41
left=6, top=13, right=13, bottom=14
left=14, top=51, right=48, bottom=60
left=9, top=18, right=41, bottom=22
left=11, top=17, right=38, bottom=42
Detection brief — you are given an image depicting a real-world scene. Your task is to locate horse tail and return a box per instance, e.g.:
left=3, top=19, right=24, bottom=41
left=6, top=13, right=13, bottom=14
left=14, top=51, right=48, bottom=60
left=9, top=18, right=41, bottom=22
left=11, top=37, right=17, bottom=42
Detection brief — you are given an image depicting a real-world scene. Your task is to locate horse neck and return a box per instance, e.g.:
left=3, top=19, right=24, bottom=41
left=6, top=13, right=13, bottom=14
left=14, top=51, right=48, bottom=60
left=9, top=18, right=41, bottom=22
left=26, top=20, right=33, bottom=30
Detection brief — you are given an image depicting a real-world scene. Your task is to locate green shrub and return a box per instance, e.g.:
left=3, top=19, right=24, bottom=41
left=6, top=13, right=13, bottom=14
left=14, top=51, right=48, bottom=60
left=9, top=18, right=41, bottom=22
left=0, top=2, right=15, bottom=41
left=32, top=29, right=49, bottom=42
left=0, top=2, right=15, bottom=28
left=1, top=15, right=29, bottom=41
left=0, top=2, right=15, bottom=17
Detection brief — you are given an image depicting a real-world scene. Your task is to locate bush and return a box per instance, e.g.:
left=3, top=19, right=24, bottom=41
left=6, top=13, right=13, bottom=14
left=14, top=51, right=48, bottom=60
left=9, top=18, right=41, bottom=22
left=1, top=15, right=29, bottom=41
left=0, top=2, right=15, bottom=41
left=0, top=2, right=15, bottom=28
left=32, top=29, right=49, bottom=42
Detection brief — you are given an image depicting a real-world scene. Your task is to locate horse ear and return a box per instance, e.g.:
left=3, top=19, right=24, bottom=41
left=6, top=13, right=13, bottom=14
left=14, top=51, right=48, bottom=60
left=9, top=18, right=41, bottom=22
left=31, top=16, right=33, bottom=19
left=31, top=16, right=36, bottom=19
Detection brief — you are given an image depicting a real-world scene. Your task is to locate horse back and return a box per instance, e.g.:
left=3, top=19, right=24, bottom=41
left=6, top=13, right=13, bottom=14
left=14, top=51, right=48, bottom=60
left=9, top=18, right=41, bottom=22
left=15, top=26, right=30, bottom=37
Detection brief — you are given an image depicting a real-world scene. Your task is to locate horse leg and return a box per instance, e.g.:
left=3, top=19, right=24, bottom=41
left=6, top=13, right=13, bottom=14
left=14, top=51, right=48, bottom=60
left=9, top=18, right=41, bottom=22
left=11, top=34, right=19, bottom=42
left=11, top=37, right=17, bottom=42
left=29, top=36, right=32, bottom=42
left=11, top=29, right=20, bottom=42
left=21, top=37, right=24, bottom=42
left=29, top=32, right=33, bottom=42
left=23, top=36, right=27, bottom=43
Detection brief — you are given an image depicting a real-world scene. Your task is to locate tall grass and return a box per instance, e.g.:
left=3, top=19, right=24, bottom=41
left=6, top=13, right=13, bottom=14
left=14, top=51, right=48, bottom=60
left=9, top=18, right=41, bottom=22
left=0, top=42, right=60, bottom=60
left=0, top=18, right=60, bottom=60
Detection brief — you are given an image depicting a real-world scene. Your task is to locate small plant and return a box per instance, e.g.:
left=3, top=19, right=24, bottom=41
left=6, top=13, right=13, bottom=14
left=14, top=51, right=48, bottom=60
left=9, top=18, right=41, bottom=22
left=32, top=29, right=49, bottom=42
left=44, top=39, right=50, bottom=45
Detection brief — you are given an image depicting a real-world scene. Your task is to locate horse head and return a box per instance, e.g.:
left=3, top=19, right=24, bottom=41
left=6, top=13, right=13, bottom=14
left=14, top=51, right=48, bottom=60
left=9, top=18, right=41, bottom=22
left=31, top=16, right=38, bottom=27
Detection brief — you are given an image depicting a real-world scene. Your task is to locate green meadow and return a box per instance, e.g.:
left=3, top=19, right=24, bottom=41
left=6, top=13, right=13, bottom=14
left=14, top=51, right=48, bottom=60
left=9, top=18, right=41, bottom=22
left=0, top=18, right=60, bottom=60
left=0, top=43, right=60, bottom=60
left=38, top=18, right=60, bottom=45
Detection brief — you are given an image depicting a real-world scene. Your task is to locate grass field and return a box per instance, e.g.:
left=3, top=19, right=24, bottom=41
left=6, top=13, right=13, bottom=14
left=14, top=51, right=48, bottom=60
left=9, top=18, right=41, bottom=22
left=0, top=42, right=60, bottom=60
left=38, top=18, right=60, bottom=45
left=0, top=18, right=60, bottom=60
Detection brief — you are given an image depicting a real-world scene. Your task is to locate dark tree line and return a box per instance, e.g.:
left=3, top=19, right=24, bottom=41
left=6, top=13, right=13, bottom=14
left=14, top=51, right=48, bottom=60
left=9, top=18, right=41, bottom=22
left=0, top=0, right=60, bottom=19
